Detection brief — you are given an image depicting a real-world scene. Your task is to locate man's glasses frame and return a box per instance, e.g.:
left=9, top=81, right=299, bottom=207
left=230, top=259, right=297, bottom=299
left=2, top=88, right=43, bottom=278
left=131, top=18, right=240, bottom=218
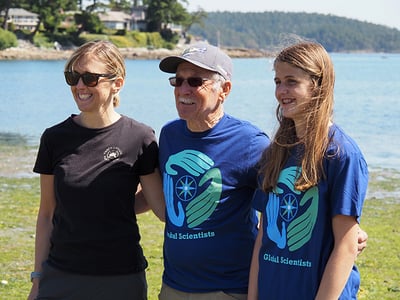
left=64, top=71, right=115, bottom=87
left=168, top=76, right=211, bottom=87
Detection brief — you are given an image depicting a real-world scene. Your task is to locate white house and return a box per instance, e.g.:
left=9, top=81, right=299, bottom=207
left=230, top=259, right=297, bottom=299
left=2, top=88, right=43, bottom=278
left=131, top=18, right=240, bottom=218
left=131, top=3, right=147, bottom=31
left=98, top=11, right=133, bottom=31
left=2, top=8, right=39, bottom=31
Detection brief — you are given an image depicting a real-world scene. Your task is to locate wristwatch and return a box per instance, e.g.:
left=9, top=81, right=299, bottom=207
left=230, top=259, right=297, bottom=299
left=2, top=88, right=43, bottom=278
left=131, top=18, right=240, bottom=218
left=30, top=271, right=42, bottom=282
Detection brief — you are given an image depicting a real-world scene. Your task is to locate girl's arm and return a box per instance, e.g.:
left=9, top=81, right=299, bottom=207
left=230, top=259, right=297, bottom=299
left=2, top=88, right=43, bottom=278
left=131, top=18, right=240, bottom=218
left=248, top=216, right=264, bottom=300
left=315, top=215, right=359, bottom=300
left=139, top=168, right=165, bottom=222
left=27, top=174, right=56, bottom=300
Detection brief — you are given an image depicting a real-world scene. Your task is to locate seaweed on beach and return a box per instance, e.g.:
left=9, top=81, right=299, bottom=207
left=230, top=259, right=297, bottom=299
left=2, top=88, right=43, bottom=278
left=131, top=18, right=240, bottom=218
left=0, top=132, right=28, bottom=146
left=0, top=134, right=37, bottom=178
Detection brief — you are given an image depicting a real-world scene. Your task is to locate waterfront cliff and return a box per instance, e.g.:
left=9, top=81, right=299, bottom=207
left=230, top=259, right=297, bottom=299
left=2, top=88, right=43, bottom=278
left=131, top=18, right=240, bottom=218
left=0, top=40, right=267, bottom=61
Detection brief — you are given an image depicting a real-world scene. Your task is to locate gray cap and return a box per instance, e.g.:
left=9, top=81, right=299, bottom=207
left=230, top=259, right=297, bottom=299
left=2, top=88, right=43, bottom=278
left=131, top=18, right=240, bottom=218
left=159, top=42, right=233, bottom=80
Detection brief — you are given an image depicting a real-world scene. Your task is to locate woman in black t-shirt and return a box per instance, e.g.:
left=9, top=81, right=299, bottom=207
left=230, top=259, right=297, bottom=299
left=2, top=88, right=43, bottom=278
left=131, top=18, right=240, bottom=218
left=28, top=40, right=165, bottom=300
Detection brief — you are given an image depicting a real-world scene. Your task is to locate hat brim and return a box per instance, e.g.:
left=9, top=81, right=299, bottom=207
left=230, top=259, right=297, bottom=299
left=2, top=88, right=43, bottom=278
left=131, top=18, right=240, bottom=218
left=159, top=56, right=219, bottom=75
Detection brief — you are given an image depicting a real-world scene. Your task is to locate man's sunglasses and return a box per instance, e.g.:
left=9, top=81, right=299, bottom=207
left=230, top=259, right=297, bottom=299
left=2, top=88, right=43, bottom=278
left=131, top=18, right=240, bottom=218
left=168, top=76, right=210, bottom=87
left=64, top=71, right=115, bottom=87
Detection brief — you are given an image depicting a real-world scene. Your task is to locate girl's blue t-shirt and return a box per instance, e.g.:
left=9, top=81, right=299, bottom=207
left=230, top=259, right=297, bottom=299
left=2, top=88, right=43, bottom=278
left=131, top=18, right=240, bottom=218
left=253, top=124, right=368, bottom=299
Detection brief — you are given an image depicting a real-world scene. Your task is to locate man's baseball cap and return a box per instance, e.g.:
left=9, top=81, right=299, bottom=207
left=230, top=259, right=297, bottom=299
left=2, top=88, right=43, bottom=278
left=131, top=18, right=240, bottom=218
left=159, top=42, right=233, bottom=80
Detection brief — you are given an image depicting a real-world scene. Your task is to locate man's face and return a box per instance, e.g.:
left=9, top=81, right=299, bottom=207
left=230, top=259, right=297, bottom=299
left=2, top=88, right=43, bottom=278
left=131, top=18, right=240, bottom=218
left=174, top=62, right=225, bottom=132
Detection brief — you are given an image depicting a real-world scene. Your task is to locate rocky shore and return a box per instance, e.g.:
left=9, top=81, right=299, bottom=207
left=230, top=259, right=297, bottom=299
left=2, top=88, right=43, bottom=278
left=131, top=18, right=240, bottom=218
left=0, top=40, right=268, bottom=61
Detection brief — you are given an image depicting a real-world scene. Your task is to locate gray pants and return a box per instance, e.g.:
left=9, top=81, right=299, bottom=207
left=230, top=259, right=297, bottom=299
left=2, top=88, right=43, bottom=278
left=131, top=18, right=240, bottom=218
left=37, top=261, right=147, bottom=300
left=158, top=283, right=247, bottom=300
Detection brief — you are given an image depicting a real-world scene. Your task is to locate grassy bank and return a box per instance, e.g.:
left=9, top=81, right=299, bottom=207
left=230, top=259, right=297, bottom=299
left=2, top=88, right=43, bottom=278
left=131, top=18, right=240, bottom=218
left=0, top=152, right=399, bottom=298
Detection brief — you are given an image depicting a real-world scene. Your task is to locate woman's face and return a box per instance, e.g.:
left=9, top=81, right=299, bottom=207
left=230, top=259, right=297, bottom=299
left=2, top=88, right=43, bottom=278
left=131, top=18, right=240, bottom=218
left=274, top=61, right=313, bottom=125
left=70, top=55, right=119, bottom=114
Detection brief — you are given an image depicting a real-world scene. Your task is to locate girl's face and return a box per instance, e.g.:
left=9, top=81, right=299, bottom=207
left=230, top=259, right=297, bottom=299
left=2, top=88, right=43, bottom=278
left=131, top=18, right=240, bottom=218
left=274, top=61, right=313, bottom=125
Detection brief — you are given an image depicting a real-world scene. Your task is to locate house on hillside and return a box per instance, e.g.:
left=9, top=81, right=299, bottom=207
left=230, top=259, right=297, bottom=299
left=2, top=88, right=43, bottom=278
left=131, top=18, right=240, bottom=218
left=98, top=4, right=147, bottom=32
left=1, top=8, right=39, bottom=31
left=98, top=11, right=133, bottom=31
left=131, top=4, right=147, bottom=31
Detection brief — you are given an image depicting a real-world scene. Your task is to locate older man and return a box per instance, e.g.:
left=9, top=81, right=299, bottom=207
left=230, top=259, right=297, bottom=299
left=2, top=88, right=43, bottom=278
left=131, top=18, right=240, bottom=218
left=157, top=42, right=367, bottom=300
left=157, top=42, right=268, bottom=300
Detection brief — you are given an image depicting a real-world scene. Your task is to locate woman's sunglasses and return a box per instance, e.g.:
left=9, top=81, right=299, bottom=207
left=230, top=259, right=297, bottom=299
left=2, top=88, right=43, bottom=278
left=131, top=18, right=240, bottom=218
left=168, top=76, right=210, bottom=87
left=64, top=71, right=115, bottom=87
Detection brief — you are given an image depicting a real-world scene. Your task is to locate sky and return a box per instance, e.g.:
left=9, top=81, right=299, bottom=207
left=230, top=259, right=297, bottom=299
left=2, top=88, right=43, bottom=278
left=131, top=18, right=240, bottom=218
left=186, top=0, right=400, bottom=30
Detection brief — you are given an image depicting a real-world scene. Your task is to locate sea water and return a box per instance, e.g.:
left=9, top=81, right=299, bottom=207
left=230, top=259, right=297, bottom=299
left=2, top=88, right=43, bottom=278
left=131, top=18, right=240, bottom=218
left=0, top=53, right=399, bottom=170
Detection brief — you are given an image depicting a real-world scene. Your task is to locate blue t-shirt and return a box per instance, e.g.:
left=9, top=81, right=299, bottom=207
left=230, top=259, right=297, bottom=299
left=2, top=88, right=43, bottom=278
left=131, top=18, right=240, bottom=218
left=252, top=124, right=368, bottom=299
left=159, top=114, right=270, bottom=293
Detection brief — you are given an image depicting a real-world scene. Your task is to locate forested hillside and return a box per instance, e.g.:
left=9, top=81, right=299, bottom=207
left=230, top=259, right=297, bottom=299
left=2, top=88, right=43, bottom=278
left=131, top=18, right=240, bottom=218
left=188, top=12, right=400, bottom=52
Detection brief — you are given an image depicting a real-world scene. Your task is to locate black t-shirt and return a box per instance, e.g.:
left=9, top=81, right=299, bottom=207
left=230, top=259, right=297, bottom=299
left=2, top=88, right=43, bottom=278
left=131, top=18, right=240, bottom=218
left=34, top=115, right=159, bottom=275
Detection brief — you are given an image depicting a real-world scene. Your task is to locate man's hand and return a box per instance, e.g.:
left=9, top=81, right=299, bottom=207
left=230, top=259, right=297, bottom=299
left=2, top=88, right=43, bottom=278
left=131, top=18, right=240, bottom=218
left=357, top=227, right=368, bottom=255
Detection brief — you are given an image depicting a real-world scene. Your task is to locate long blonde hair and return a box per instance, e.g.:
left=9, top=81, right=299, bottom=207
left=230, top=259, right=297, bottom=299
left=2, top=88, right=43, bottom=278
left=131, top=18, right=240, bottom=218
left=64, top=40, right=126, bottom=107
left=260, top=41, right=335, bottom=192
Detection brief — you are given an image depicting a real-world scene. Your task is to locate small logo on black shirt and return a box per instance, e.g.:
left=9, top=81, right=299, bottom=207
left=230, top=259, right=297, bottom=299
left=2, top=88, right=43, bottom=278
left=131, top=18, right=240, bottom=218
left=103, top=147, right=122, bottom=161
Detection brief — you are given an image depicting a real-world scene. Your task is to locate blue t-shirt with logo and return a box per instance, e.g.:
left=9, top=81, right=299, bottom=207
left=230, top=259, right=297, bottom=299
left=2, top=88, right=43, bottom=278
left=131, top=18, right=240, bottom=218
left=159, top=114, right=270, bottom=293
left=253, top=124, right=368, bottom=299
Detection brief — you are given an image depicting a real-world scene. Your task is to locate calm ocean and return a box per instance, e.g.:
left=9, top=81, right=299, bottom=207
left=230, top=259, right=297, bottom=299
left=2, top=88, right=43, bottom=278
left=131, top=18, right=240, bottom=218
left=0, top=53, right=399, bottom=170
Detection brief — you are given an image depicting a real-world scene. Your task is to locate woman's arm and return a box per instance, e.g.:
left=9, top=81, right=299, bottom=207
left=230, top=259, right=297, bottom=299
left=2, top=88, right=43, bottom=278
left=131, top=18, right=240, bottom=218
left=27, top=174, right=56, bottom=300
left=139, top=168, right=165, bottom=222
left=315, top=215, right=359, bottom=300
left=248, top=216, right=263, bottom=300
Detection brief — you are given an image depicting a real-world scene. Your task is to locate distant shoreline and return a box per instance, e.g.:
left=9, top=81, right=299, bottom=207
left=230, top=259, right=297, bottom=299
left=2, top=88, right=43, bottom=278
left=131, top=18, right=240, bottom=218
left=0, top=45, right=268, bottom=61
left=1, top=38, right=385, bottom=61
